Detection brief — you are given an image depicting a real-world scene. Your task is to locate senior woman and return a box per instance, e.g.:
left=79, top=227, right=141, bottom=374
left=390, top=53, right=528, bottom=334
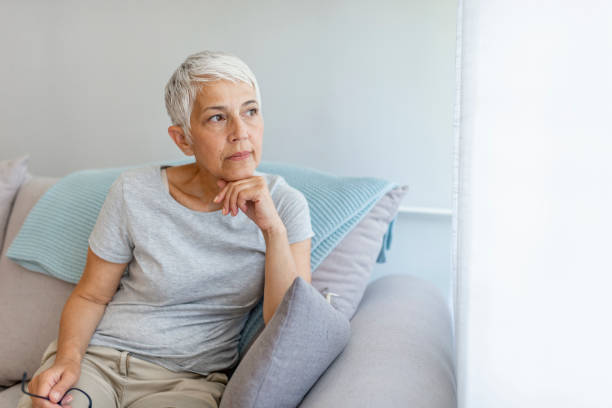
left=18, top=50, right=314, bottom=408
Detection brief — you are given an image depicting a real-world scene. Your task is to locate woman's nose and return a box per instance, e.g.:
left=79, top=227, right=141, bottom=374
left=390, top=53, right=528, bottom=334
left=230, top=117, right=249, bottom=141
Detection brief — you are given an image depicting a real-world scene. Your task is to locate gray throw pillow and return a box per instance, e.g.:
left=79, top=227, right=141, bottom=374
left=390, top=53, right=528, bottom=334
left=220, top=277, right=350, bottom=408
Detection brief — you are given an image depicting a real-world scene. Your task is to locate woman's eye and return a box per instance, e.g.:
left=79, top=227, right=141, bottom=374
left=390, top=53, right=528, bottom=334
left=246, top=108, right=258, bottom=116
left=209, top=114, right=224, bottom=123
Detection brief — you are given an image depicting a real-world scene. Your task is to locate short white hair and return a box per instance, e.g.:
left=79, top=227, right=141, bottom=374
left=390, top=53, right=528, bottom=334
left=164, top=50, right=262, bottom=144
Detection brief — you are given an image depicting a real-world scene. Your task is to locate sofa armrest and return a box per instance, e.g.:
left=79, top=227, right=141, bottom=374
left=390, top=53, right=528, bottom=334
left=299, top=274, right=456, bottom=408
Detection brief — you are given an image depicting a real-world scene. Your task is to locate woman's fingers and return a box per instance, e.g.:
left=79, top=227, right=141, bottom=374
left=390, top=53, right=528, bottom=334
left=215, top=178, right=260, bottom=216
left=221, top=180, right=243, bottom=216
left=229, top=186, right=244, bottom=216
left=215, top=179, right=242, bottom=213
left=48, top=371, right=78, bottom=404
left=60, top=393, right=73, bottom=406
left=29, top=362, right=80, bottom=408
left=223, top=183, right=235, bottom=216
left=237, top=197, right=248, bottom=213
left=32, top=392, right=63, bottom=408
left=214, top=181, right=229, bottom=206
left=30, top=371, right=56, bottom=406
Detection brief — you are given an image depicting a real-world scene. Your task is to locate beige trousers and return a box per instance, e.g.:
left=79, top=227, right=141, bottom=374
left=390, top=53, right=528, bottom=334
left=17, top=339, right=228, bottom=408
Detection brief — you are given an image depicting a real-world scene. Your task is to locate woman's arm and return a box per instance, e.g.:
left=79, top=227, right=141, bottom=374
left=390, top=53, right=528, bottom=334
left=55, top=246, right=128, bottom=365
left=27, top=246, right=128, bottom=406
left=262, top=223, right=312, bottom=325
left=213, top=175, right=313, bottom=324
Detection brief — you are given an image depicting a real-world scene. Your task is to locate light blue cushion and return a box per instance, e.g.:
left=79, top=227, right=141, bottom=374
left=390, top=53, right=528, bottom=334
left=6, top=158, right=398, bottom=357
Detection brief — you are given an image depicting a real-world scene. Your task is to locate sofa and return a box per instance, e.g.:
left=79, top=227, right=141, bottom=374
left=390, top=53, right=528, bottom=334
left=0, top=165, right=456, bottom=407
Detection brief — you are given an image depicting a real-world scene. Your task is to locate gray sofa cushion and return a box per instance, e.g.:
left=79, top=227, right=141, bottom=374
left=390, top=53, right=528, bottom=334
left=220, top=277, right=351, bottom=408
left=299, top=274, right=457, bottom=408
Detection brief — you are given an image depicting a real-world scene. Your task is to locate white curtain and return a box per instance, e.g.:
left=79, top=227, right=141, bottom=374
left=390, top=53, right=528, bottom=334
left=453, top=1, right=612, bottom=406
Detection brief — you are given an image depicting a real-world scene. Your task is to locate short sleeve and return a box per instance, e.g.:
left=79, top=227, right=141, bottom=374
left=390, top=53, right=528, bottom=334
left=273, top=177, right=315, bottom=245
left=88, top=174, right=134, bottom=263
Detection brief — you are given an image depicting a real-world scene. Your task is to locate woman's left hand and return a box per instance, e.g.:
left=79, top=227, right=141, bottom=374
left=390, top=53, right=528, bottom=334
left=214, top=176, right=283, bottom=232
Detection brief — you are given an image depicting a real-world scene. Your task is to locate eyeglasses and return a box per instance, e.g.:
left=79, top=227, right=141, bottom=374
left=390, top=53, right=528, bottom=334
left=21, top=372, right=92, bottom=407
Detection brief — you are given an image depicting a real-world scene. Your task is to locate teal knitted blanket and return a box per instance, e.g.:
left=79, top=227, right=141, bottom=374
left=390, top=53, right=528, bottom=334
left=7, top=157, right=399, bottom=357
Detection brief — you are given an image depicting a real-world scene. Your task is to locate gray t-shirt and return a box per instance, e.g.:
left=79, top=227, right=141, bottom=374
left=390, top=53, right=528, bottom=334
left=87, top=163, right=314, bottom=375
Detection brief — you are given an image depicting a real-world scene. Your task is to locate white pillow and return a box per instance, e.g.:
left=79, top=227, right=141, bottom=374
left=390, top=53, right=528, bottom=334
left=0, top=154, right=31, bottom=253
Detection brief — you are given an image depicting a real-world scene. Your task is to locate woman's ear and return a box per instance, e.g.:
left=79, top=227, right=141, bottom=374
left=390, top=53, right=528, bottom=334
left=168, top=126, right=194, bottom=156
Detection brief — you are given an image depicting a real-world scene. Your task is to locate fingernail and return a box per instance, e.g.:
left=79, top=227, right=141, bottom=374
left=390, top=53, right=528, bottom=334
left=213, top=195, right=219, bottom=202
left=51, top=391, right=60, bottom=401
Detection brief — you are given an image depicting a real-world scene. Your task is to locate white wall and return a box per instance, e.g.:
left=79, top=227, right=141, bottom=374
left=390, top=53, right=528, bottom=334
left=0, top=0, right=458, bottom=306
left=455, top=0, right=612, bottom=406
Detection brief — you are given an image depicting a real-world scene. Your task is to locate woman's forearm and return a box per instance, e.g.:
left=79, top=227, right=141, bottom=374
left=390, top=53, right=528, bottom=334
left=262, top=223, right=298, bottom=324
left=55, top=293, right=107, bottom=365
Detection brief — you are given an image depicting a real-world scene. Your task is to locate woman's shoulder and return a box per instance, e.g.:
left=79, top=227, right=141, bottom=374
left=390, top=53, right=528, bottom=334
left=107, top=165, right=161, bottom=200
left=116, top=164, right=160, bottom=184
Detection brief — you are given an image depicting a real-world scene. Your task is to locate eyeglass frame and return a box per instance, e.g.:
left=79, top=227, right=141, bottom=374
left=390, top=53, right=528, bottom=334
left=21, top=371, right=92, bottom=407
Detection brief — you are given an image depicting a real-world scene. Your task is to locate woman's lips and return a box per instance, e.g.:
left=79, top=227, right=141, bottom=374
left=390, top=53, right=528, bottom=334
left=227, top=151, right=251, bottom=161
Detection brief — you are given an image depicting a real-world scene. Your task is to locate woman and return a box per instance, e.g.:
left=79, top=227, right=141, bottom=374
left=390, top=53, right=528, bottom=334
left=18, top=50, right=314, bottom=408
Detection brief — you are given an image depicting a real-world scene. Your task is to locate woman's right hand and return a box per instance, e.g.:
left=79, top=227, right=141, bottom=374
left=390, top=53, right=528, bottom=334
left=27, top=357, right=81, bottom=407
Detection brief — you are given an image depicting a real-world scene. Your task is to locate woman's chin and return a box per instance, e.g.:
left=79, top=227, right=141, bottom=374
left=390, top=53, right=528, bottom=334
left=223, top=166, right=255, bottom=181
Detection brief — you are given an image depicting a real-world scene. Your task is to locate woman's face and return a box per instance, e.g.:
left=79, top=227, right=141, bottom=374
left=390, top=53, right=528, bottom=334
left=187, top=79, right=263, bottom=182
